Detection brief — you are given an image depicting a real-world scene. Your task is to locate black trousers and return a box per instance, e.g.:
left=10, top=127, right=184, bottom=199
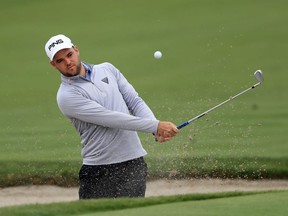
left=79, top=157, right=147, bottom=199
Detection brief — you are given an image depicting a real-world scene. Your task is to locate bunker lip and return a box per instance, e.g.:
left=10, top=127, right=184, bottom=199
left=1, top=179, right=288, bottom=208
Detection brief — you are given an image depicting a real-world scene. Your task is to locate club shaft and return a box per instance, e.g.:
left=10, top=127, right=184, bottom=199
left=177, top=82, right=261, bottom=129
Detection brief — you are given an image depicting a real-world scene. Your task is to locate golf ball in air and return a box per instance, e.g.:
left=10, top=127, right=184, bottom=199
left=154, top=51, right=162, bottom=59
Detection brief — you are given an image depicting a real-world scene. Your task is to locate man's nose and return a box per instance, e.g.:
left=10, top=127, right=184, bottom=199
left=65, top=58, right=71, bottom=65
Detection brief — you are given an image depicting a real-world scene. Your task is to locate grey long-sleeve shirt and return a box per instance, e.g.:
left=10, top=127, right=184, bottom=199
left=57, top=62, right=159, bottom=165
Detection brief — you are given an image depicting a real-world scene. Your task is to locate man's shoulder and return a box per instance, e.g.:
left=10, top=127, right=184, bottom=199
left=82, top=61, right=114, bottom=70
left=92, top=62, right=120, bottom=79
left=93, top=62, right=115, bottom=70
left=57, top=83, right=71, bottom=99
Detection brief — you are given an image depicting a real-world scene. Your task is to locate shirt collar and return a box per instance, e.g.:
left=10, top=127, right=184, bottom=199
left=81, top=62, right=92, bottom=81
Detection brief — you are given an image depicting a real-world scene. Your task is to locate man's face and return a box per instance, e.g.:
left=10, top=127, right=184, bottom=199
left=50, top=46, right=82, bottom=77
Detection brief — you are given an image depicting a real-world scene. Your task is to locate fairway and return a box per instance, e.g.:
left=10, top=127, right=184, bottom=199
left=83, top=191, right=288, bottom=216
left=0, top=191, right=287, bottom=216
left=0, top=1, right=288, bottom=214
left=80, top=191, right=288, bottom=216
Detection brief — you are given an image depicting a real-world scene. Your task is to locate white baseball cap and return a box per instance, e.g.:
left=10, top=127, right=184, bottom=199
left=45, top=34, right=73, bottom=61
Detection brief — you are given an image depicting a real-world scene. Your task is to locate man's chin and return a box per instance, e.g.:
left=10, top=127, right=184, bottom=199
left=63, top=71, right=80, bottom=77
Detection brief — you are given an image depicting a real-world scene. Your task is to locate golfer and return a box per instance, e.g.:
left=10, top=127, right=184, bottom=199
left=44, top=34, right=179, bottom=199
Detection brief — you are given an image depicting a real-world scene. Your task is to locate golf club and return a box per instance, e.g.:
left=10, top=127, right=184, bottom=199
left=177, top=70, right=264, bottom=129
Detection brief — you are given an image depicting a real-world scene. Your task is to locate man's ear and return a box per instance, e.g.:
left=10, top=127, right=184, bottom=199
left=50, top=61, right=56, bottom=67
left=73, top=46, right=80, bottom=56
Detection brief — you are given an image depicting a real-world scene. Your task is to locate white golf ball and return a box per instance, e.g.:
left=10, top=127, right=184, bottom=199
left=154, top=51, right=162, bottom=59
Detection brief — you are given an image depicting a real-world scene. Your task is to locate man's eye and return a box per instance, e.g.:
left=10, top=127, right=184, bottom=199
left=68, top=52, right=73, bottom=57
left=56, top=59, right=63, bottom=63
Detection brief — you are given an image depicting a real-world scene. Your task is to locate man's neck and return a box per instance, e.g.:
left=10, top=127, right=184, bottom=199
left=80, top=64, right=86, bottom=77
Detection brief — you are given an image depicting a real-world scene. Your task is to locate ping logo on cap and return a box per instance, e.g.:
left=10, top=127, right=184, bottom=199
left=48, top=39, right=64, bottom=51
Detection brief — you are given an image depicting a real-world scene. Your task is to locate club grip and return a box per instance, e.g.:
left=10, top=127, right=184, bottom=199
left=177, top=122, right=189, bottom=129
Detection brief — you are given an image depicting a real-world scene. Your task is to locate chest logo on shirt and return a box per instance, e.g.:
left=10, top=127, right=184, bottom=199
left=101, top=77, right=109, bottom=84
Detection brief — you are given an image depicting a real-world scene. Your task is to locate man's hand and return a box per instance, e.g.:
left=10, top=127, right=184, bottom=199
left=156, top=121, right=179, bottom=143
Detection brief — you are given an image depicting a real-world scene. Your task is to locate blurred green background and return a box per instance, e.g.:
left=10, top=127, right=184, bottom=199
left=0, top=0, right=287, bottom=186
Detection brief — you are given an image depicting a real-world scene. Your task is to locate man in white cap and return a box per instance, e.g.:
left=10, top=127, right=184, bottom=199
left=44, top=34, right=179, bottom=199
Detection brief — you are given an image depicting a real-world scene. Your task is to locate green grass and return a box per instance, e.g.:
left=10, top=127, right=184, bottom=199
left=0, top=191, right=287, bottom=216
left=0, top=0, right=288, bottom=186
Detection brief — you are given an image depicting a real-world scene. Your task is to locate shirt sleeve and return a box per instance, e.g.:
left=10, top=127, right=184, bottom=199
left=57, top=85, right=159, bottom=134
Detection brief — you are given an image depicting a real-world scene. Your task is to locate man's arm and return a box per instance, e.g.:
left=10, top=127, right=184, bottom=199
left=57, top=89, right=159, bottom=134
left=107, top=63, right=179, bottom=142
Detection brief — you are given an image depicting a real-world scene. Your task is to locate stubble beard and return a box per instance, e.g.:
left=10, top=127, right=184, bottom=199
left=62, top=62, right=82, bottom=77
